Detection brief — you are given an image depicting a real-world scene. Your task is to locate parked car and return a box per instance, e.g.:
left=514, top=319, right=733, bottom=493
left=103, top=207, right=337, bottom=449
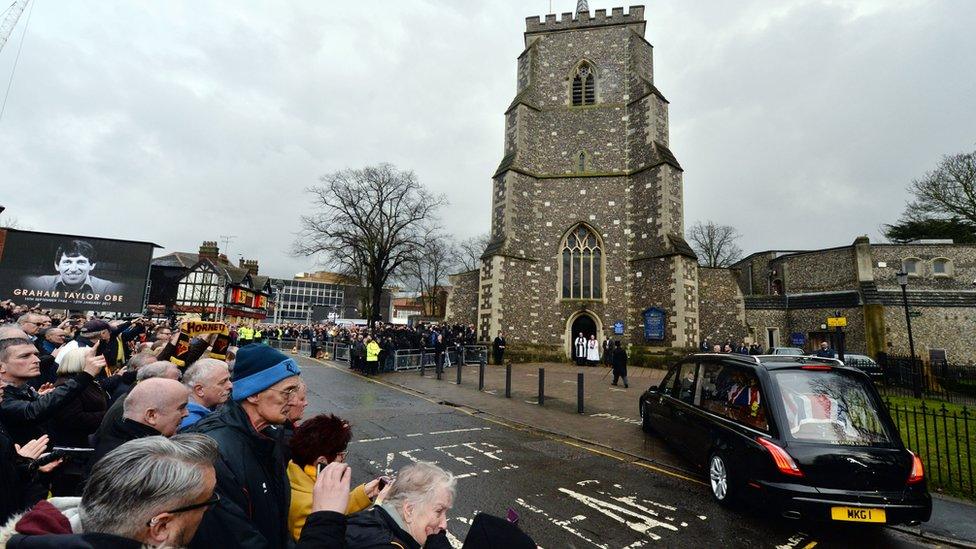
left=639, top=353, right=931, bottom=525
left=769, top=347, right=804, bottom=355
left=841, top=353, right=883, bottom=379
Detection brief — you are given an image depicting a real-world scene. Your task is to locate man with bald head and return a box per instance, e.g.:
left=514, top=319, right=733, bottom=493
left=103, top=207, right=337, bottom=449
left=93, top=360, right=182, bottom=448
left=88, top=378, right=189, bottom=471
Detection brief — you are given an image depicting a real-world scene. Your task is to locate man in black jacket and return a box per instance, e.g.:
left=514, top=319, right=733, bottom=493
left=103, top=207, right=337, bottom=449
left=189, top=344, right=302, bottom=549
left=88, top=378, right=189, bottom=471
left=0, top=338, right=105, bottom=445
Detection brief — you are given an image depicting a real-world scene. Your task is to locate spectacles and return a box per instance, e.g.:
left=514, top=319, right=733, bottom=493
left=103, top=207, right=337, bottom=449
left=146, top=493, right=220, bottom=526
left=267, top=386, right=301, bottom=400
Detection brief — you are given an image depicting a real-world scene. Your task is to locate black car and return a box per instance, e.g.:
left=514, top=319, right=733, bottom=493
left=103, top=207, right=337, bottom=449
left=639, top=353, right=931, bottom=525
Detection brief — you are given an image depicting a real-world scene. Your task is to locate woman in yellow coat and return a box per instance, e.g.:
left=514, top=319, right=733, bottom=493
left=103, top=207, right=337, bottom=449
left=287, top=414, right=388, bottom=541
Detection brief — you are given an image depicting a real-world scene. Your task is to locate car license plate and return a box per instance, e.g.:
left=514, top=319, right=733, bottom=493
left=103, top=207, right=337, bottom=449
left=831, top=506, right=886, bottom=523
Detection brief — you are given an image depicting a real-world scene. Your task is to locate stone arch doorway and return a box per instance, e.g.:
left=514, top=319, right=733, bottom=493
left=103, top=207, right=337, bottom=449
left=565, top=310, right=602, bottom=360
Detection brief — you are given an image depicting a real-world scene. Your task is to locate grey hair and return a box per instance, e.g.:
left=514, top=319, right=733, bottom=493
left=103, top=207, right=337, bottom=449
left=80, top=434, right=219, bottom=538
left=136, top=361, right=177, bottom=382
left=16, top=313, right=37, bottom=326
left=56, top=347, right=89, bottom=376
left=183, top=358, right=227, bottom=389
left=126, top=352, right=157, bottom=372
left=0, top=323, right=27, bottom=340
left=0, top=337, right=33, bottom=362
left=384, top=461, right=456, bottom=516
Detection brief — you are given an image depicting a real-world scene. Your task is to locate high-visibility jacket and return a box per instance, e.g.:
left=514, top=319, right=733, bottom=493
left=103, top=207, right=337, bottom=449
left=366, top=341, right=381, bottom=362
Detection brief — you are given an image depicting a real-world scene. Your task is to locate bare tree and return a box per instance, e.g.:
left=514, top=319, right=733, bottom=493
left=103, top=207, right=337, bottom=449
left=293, top=164, right=446, bottom=326
left=687, top=221, right=743, bottom=267
left=454, top=233, right=490, bottom=272
left=905, top=147, right=976, bottom=226
left=403, top=234, right=457, bottom=317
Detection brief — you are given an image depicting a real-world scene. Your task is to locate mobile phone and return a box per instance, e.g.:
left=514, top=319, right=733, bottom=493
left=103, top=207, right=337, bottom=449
left=316, top=462, right=325, bottom=475
left=377, top=477, right=389, bottom=491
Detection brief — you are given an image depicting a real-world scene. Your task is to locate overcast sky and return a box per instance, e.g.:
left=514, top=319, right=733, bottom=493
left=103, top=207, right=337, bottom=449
left=1, top=0, right=974, bottom=278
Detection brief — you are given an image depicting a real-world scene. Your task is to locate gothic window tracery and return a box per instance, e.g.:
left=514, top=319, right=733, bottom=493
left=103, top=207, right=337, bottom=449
left=572, top=62, right=595, bottom=106
left=561, top=224, right=603, bottom=300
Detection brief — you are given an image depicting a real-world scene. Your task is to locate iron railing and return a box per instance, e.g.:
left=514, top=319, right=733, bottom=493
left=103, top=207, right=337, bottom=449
left=885, top=399, right=974, bottom=500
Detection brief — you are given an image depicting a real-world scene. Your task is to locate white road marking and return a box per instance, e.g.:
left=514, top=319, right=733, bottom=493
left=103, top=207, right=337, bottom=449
left=429, top=427, right=491, bottom=435
left=355, top=436, right=396, bottom=443
left=558, top=487, right=678, bottom=541
left=589, top=412, right=642, bottom=425
left=517, top=497, right=608, bottom=549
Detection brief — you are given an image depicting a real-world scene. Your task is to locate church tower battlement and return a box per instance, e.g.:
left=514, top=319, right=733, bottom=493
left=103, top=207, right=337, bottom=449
left=450, top=4, right=700, bottom=355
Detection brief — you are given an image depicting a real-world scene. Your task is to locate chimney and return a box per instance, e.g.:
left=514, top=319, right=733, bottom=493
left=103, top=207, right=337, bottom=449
left=239, top=259, right=259, bottom=275
left=199, top=241, right=219, bottom=261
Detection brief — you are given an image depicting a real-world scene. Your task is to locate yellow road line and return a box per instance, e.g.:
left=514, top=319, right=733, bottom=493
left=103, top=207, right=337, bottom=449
left=802, top=541, right=818, bottom=549
left=311, top=358, right=705, bottom=486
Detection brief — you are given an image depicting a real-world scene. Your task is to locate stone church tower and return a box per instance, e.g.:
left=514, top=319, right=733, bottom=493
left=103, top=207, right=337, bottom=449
left=447, top=4, right=699, bottom=356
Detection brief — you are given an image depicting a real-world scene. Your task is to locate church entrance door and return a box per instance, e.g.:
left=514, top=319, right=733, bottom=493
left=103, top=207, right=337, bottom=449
left=569, top=313, right=597, bottom=362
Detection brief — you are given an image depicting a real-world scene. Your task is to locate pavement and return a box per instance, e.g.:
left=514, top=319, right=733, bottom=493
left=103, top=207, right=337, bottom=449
left=297, top=355, right=959, bottom=547
left=346, top=358, right=976, bottom=548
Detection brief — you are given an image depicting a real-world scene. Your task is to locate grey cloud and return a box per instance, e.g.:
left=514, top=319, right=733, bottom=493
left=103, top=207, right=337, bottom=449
left=1, top=1, right=973, bottom=278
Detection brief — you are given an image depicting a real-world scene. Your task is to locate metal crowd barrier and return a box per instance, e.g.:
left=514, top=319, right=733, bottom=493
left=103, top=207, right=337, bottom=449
left=263, top=340, right=487, bottom=373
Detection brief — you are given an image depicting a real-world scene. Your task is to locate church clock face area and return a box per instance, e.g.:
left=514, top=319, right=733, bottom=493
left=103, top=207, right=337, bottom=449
left=450, top=4, right=699, bottom=357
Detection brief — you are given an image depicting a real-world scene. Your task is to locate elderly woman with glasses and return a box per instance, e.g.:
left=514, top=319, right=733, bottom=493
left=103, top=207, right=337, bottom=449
left=346, top=461, right=455, bottom=548
left=286, top=413, right=389, bottom=541
left=48, top=346, right=109, bottom=495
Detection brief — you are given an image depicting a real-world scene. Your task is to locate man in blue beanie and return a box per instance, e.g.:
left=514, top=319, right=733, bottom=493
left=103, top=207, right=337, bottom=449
left=188, top=344, right=302, bottom=549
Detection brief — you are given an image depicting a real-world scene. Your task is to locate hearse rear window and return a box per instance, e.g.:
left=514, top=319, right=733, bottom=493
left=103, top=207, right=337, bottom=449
left=698, top=362, right=768, bottom=432
left=772, top=370, right=893, bottom=446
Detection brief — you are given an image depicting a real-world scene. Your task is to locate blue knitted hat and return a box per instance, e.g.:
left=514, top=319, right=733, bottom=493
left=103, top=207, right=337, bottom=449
left=231, top=344, right=301, bottom=401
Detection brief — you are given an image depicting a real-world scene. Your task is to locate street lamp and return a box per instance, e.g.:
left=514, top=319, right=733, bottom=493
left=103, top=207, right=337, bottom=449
left=273, top=281, right=285, bottom=325
left=896, top=271, right=920, bottom=398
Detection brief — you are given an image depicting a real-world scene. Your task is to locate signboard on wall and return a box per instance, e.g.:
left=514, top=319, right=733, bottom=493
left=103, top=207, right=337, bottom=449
left=0, top=229, right=156, bottom=313
left=790, top=332, right=806, bottom=346
left=643, top=307, right=665, bottom=341
left=613, top=321, right=625, bottom=335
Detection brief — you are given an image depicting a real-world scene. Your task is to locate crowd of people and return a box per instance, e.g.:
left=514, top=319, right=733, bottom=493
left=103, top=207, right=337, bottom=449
left=0, top=299, right=537, bottom=548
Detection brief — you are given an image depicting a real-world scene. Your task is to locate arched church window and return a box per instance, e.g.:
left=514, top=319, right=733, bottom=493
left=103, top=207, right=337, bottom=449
left=577, top=151, right=586, bottom=172
left=572, top=62, right=595, bottom=106
left=561, top=224, right=603, bottom=300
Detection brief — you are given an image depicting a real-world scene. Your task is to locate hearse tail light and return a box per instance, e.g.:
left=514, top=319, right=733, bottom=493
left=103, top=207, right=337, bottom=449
left=801, top=365, right=832, bottom=371
left=756, top=437, right=804, bottom=478
left=907, top=451, right=925, bottom=484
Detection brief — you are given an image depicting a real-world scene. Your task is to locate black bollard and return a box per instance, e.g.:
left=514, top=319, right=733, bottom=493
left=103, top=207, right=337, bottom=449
left=577, top=372, right=584, bottom=414
left=479, top=359, right=485, bottom=391
left=456, top=361, right=463, bottom=385
left=538, top=368, right=545, bottom=406
left=420, top=356, right=425, bottom=377
left=505, top=362, right=512, bottom=398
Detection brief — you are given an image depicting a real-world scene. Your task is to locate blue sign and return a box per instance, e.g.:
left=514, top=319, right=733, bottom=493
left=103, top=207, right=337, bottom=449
left=642, top=307, right=665, bottom=341
left=790, top=332, right=806, bottom=346
left=613, top=321, right=625, bottom=335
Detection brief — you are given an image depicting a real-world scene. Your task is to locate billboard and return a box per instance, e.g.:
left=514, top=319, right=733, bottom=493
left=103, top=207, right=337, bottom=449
left=0, top=229, right=157, bottom=313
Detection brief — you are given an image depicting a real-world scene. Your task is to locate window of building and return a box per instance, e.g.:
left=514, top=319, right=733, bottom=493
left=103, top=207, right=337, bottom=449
left=577, top=151, right=586, bottom=172
left=932, top=258, right=952, bottom=276
left=902, top=258, right=920, bottom=276
left=560, top=224, right=603, bottom=300
left=571, top=62, right=595, bottom=106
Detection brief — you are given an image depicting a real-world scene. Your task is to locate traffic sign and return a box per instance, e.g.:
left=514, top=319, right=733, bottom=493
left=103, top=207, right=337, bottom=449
left=826, top=317, right=847, bottom=328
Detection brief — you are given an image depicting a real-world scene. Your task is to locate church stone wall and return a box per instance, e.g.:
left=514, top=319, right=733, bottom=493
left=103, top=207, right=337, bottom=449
left=778, top=248, right=857, bottom=293
left=444, top=270, right=479, bottom=327
left=871, top=244, right=976, bottom=291
left=698, top=267, right=748, bottom=344
left=883, top=306, right=976, bottom=362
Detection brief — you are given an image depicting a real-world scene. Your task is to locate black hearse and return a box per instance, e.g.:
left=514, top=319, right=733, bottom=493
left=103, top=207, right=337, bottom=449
left=639, top=354, right=931, bottom=525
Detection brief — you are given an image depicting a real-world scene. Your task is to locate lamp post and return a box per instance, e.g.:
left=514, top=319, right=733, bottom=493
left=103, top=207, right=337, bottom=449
left=273, top=281, right=285, bottom=325
left=896, top=271, right=920, bottom=398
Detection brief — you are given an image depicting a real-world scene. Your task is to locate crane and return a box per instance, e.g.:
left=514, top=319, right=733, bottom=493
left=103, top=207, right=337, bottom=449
left=0, top=0, right=29, bottom=55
